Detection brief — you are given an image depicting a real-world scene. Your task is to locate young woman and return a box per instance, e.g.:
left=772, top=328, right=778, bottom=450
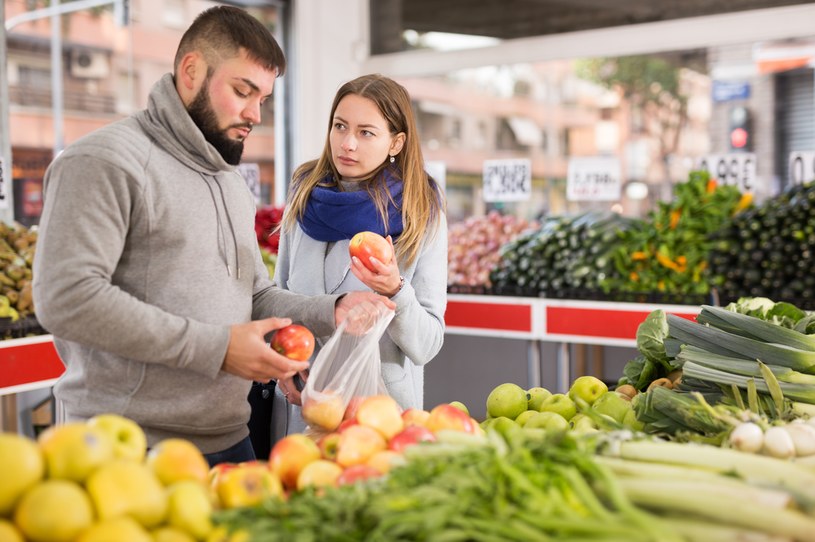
left=261, top=74, right=448, bottom=445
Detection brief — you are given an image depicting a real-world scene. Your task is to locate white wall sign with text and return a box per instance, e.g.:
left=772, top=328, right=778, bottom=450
left=566, top=156, right=622, bottom=201
left=788, top=151, right=815, bottom=186
left=237, top=163, right=261, bottom=205
left=697, top=153, right=756, bottom=192
left=482, top=158, right=531, bottom=202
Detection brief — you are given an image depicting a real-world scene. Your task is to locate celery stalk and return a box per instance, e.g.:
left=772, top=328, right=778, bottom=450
left=617, top=478, right=815, bottom=541
left=659, top=517, right=794, bottom=542
left=612, top=440, right=815, bottom=507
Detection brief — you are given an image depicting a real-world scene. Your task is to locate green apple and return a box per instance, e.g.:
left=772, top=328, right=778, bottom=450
left=523, top=411, right=569, bottom=432
left=592, top=391, right=632, bottom=424
left=489, top=416, right=522, bottom=440
left=527, top=387, right=552, bottom=411
left=570, top=414, right=599, bottom=435
left=568, top=375, right=608, bottom=406
left=622, top=408, right=645, bottom=431
left=514, top=410, right=537, bottom=427
left=539, top=393, right=577, bottom=421
left=449, top=401, right=470, bottom=416
left=486, top=383, right=528, bottom=420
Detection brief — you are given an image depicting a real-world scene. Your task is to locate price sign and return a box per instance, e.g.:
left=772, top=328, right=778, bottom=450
left=482, top=158, right=531, bottom=202
left=697, top=153, right=756, bottom=192
left=237, top=163, right=261, bottom=205
left=566, top=157, right=621, bottom=201
left=788, top=151, right=815, bottom=186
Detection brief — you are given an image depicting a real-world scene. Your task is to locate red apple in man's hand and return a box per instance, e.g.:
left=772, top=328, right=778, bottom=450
left=270, top=324, right=315, bottom=361
left=349, top=231, right=393, bottom=272
left=388, top=425, right=436, bottom=453
left=355, top=395, right=403, bottom=439
left=268, top=434, right=321, bottom=490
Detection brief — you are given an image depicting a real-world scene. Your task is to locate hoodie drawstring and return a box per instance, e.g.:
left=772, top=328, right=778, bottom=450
left=201, top=173, right=241, bottom=279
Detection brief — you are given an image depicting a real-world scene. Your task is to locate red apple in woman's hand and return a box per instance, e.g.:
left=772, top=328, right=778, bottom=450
left=270, top=324, right=315, bottom=361
left=349, top=231, right=393, bottom=272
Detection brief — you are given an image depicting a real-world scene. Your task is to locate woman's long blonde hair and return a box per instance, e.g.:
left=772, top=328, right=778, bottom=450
left=282, top=74, right=445, bottom=268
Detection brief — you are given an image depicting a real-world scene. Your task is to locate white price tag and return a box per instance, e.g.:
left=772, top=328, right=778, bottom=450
left=482, top=158, right=531, bottom=202
left=237, top=163, right=261, bottom=205
left=697, top=153, right=756, bottom=192
left=566, top=157, right=621, bottom=201
left=788, top=151, right=815, bottom=186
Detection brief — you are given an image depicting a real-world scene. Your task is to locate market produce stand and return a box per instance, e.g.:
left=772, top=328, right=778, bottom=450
left=445, top=294, right=701, bottom=392
left=0, top=296, right=701, bottom=427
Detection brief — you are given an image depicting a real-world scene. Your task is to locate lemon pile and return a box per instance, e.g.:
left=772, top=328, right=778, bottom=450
left=0, top=414, right=256, bottom=542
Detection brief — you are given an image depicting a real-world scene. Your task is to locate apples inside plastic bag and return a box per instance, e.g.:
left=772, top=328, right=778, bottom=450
left=300, top=301, right=394, bottom=433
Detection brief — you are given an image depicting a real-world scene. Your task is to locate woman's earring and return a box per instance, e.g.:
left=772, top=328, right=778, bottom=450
left=389, top=155, right=395, bottom=164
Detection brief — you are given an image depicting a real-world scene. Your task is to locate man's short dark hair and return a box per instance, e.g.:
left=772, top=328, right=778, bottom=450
left=174, top=5, right=286, bottom=77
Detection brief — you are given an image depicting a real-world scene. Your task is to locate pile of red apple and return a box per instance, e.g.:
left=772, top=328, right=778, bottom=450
left=270, top=395, right=481, bottom=494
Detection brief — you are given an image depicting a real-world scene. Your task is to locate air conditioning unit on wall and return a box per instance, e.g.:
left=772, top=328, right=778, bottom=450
left=70, top=50, right=110, bottom=79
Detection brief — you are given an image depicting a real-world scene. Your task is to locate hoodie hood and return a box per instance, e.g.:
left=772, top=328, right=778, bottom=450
left=135, top=73, right=233, bottom=176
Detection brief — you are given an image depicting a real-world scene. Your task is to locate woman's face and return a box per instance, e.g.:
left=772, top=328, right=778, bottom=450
left=330, top=94, right=404, bottom=182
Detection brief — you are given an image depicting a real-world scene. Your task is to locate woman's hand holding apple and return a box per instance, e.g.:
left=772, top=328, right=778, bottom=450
left=349, top=232, right=401, bottom=297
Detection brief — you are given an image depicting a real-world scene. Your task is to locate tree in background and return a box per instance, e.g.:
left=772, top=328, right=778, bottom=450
left=577, top=54, right=702, bottom=200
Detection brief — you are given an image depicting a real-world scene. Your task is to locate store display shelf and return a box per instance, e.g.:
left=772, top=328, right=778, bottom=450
left=0, top=296, right=701, bottom=396
left=446, top=294, right=700, bottom=347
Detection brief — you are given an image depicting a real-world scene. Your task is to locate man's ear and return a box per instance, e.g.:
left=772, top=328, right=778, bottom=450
left=176, top=52, right=207, bottom=102
left=389, top=132, right=406, bottom=156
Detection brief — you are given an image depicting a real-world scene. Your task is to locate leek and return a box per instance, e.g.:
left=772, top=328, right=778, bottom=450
left=676, top=345, right=815, bottom=385
left=682, top=360, right=815, bottom=404
left=667, top=314, right=815, bottom=373
left=698, top=305, right=815, bottom=351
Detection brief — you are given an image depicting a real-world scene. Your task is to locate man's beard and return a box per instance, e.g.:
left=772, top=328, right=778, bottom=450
left=187, top=84, right=248, bottom=166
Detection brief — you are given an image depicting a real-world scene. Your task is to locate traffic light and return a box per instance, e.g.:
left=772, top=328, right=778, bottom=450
left=729, top=106, right=752, bottom=152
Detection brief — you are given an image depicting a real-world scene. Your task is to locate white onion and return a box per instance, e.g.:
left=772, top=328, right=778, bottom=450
left=763, top=426, right=796, bottom=459
left=784, top=423, right=815, bottom=457
left=728, top=422, right=764, bottom=454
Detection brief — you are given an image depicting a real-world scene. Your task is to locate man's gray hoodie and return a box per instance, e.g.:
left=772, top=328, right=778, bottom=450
left=32, top=74, right=337, bottom=453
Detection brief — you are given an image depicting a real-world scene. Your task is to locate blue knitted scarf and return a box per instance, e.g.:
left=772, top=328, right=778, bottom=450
left=299, top=169, right=404, bottom=242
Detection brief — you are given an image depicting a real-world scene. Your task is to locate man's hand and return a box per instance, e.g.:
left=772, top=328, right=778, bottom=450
left=222, top=318, right=309, bottom=381
left=334, top=291, right=395, bottom=328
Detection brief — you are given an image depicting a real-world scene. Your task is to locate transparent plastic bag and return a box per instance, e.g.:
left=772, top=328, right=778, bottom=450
left=300, top=301, right=394, bottom=433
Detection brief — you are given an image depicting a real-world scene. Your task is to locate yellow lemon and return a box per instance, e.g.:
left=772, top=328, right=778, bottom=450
left=0, top=433, right=44, bottom=515
left=76, top=517, right=152, bottom=542
left=86, top=460, right=168, bottom=528
left=166, top=480, right=214, bottom=540
left=0, top=519, right=24, bottom=542
left=151, top=526, right=197, bottom=542
left=38, top=422, right=114, bottom=482
left=14, top=480, right=94, bottom=542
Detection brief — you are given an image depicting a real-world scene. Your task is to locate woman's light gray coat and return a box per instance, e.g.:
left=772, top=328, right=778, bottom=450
left=271, top=213, right=448, bottom=438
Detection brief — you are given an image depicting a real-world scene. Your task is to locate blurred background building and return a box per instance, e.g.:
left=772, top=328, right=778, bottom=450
left=3, top=0, right=815, bottom=224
